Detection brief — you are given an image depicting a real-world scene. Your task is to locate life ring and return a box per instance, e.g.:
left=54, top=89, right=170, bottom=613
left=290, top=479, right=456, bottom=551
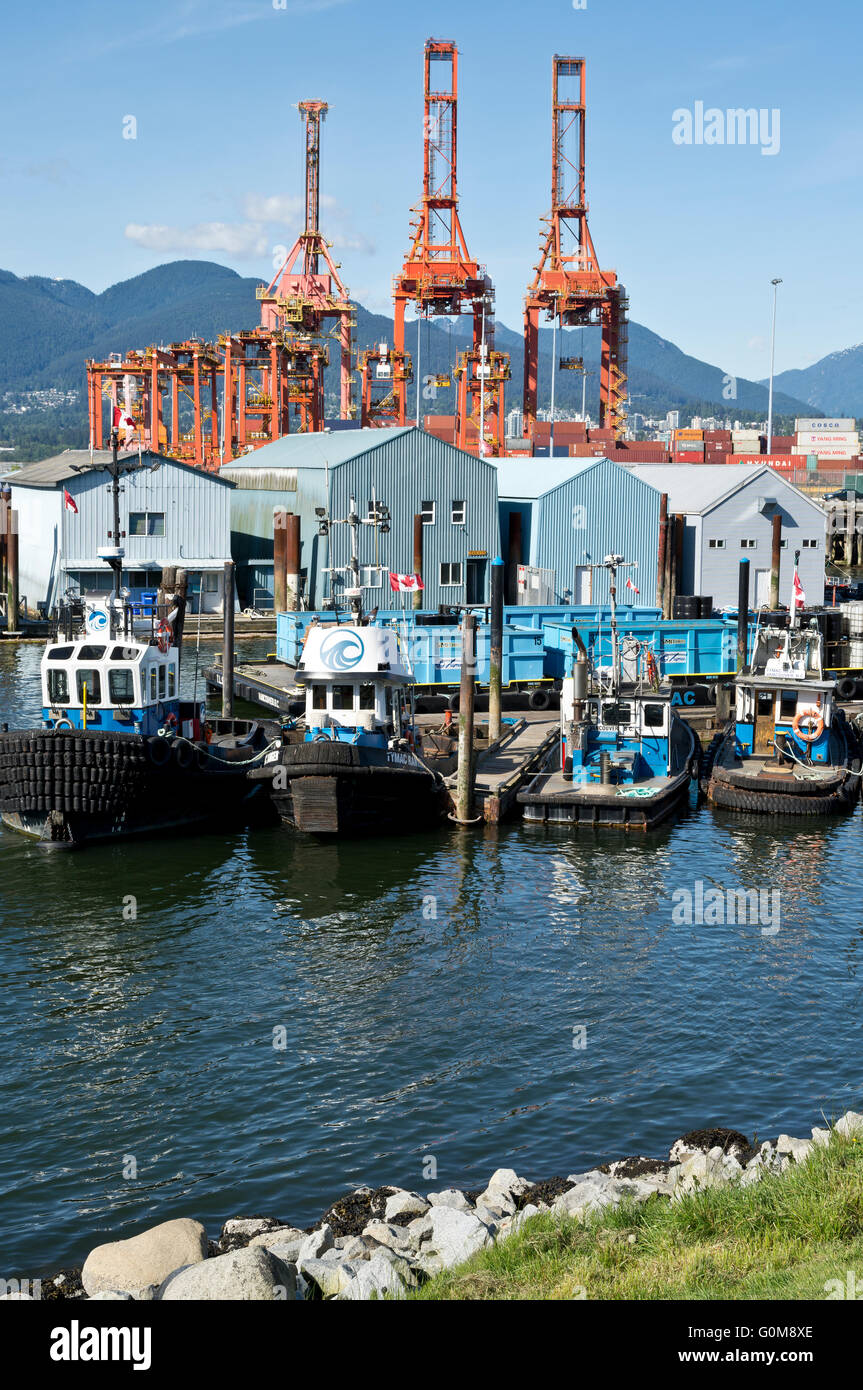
left=54, top=718, right=74, bottom=731
left=156, top=621, right=172, bottom=654
left=793, top=708, right=824, bottom=743
left=312, top=731, right=330, bottom=742
left=203, top=723, right=213, bottom=744
left=646, top=651, right=659, bottom=685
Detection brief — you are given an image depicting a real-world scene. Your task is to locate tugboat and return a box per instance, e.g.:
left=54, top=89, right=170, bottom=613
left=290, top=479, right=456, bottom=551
left=703, top=613, right=862, bottom=815
left=249, top=491, right=450, bottom=836
left=250, top=619, right=451, bottom=835
left=0, top=434, right=278, bottom=848
left=518, top=555, right=699, bottom=830
left=0, top=593, right=279, bottom=848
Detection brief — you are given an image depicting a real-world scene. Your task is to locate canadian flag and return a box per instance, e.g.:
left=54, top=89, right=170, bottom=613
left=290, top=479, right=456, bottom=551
left=625, top=577, right=640, bottom=595
left=63, top=488, right=78, bottom=514
left=389, top=572, right=425, bottom=593
left=792, top=567, right=805, bottom=609
left=113, top=406, right=136, bottom=440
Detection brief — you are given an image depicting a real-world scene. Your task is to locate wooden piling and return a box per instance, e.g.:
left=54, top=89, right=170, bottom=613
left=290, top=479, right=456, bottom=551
left=488, top=557, right=504, bottom=742
left=455, top=611, right=477, bottom=822
left=222, top=560, right=235, bottom=718
left=286, top=513, right=301, bottom=611
left=273, top=509, right=288, bottom=613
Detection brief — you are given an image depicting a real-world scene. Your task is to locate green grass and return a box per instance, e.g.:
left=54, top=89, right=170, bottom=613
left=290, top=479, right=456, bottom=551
left=410, top=1133, right=863, bottom=1300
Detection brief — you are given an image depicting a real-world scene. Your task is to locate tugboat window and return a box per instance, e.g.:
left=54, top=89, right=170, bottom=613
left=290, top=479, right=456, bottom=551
left=158, top=665, right=167, bottom=699
left=359, top=683, right=375, bottom=709
left=312, top=685, right=326, bottom=710
left=150, top=668, right=157, bottom=701
left=757, top=692, right=774, bottom=716
left=48, top=646, right=74, bottom=660
left=77, top=669, right=101, bottom=703
left=47, top=669, right=70, bottom=704
left=109, top=668, right=135, bottom=704
left=79, top=645, right=106, bottom=660
left=168, top=667, right=176, bottom=697
left=332, top=684, right=355, bottom=711
left=602, top=702, right=632, bottom=725
left=643, top=704, right=665, bottom=728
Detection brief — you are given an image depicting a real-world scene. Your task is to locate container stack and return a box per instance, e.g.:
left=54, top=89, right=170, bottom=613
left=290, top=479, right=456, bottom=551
left=792, top=419, right=860, bottom=463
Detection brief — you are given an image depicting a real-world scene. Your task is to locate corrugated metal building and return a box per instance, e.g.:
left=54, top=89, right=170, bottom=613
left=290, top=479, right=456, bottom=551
left=496, top=456, right=663, bottom=605
left=4, top=450, right=234, bottom=616
left=222, top=427, right=501, bottom=610
left=625, top=464, right=827, bottom=608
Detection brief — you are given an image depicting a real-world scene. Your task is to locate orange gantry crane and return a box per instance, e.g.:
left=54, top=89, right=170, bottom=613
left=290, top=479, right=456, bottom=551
left=358, top=342, right=413, bottom=427
left=257, top=100, right=354, bottom=419
left=523, top=56, right=628, bottom=441
left=390, top=38, right=508, bottom=455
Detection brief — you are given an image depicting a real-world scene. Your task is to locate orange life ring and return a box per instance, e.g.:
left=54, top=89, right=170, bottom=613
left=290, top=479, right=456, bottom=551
left=646, top=651, right=659, bottom=684
left=156, top=620, right=172, bottom=654
left=792, top=708, right=824, bottom=743
left=203, top=722, right=213, bottom=744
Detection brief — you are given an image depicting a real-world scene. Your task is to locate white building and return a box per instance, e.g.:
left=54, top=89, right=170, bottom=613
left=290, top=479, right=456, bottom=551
left=4, top=449, right=235, bottom=617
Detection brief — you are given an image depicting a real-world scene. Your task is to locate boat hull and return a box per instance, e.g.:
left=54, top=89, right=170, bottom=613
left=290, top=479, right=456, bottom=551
left=702, top=722, right=862, bottom=816
left=519, top=766, right=692, bottom=830
left=0, top=726, right=278, bottom=847
left=255, top=739, right=451, bottom=836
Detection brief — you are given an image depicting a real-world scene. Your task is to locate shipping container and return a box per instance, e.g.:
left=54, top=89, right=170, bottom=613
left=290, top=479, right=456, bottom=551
left=795, top=418, right=855, bottom=433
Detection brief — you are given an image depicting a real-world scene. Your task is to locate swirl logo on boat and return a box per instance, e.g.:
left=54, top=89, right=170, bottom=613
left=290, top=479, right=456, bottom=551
left=86, top=607, right=109, bottom=633
left=319, top=630, right=365, bottom=671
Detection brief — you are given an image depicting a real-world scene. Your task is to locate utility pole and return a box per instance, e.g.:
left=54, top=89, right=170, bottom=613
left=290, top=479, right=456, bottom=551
left=767, top=277, right=782, bottom=453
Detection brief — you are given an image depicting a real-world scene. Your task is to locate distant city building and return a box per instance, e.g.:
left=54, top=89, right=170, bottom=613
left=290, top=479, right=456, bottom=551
left=666, top=410, right=680, bottom=431
left=506, top=406, right=523, bottom=438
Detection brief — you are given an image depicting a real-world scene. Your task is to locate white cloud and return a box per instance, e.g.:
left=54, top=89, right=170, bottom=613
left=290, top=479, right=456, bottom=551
left=242, top=193, right=304, bottom=226
left=124, top=221, right=268, bottom=256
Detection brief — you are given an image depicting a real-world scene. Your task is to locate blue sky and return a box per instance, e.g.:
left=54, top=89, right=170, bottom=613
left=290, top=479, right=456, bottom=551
left=1, top=0, right=860, bottom=378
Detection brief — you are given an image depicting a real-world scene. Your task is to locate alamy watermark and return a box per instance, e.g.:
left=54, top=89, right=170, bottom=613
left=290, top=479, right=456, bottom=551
left=672, top=102, right=780, bottom=157
left=672, top=880, right=780, bottom=936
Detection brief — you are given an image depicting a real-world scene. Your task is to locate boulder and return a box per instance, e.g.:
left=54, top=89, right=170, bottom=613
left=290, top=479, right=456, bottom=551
left=426, top=1189, right=473, bottom=1212
left=301, top=1258, right=358, bottom=1299
left=88, top=1290, right=134, bottom=1301
left=159, top=1246, right=295, bottom=1301
left=362, top=1220, right=413, bottom=1254
left=775, top=1135, right=813, bottom=1163
left=383, top=1190, right=430, bottom=1222
left=339, top=1250, right=407, bottom=1301
left=248, top=1226, right=306, bottom=1261
left=835, top=1111, right=863, bottom=1139
left=219, top=1217, right=284, bottom=1251
left=421, top=1206, right=493, bottom=1272
left=483, top=1168, right=531, bottom=1203
left=297, top=1224, right=335, bottom=1266
left=552, top=1180, right=613, bottom=1219
left=673, top=1146, right=742, bottom=1195
left=811, top=1126, right=831, bottom=1148
left=82, top=1218, right=208, bottom=1296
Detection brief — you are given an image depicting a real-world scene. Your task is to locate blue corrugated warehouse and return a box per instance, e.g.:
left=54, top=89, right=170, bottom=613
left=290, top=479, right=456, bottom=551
left=222, top=426, right=501, bottom=610
left=495, top=455, right=663, bottom=606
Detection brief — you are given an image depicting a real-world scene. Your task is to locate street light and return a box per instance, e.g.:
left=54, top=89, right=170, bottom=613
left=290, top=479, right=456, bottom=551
left=767, top=277, right=782, bottom=454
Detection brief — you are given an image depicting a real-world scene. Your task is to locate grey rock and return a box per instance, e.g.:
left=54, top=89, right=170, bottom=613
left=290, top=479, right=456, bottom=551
left=297, top=1224, right=335, bottom=1266
left=811, top=1126, right=831, bottom=1147
left=483, top=1168, right=531, bottom=1203
left=249, top=1226, right=306, bottom=1261
left=383, top=1190, right=430, bottom=1222
left=776, top=1135, right=813, bottom=1163
left=835, top=1110, right=863, bottom=1139
left=159, top=1246, right=295, bottom=1301
left=339, top=1250, right=407, bottom=1300
left=82, top=1218, right=208, bottom=1296
left=362, top=1220, right=413, bottom=1253
left=88, top=1290, right=134, bottom=1301
left=426, top=1189, right=473, bottom=1211
left=553, top=1180, right=612, bottom=1218
left=301, top=1258, right=357, bottom=1299
left=422, top=1205, right=493, bottom=1272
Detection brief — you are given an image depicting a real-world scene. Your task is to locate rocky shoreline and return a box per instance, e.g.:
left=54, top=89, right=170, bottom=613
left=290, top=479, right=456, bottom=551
left=9, top=1110, right=862, bottom=1302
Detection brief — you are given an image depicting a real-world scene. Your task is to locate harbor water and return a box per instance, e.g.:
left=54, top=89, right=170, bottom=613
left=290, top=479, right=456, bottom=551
left=1, top=638, right=861, bottom=1276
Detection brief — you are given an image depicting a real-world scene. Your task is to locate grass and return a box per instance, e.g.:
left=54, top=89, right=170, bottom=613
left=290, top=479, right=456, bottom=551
left=410, top=1133, right=863, bottom=1300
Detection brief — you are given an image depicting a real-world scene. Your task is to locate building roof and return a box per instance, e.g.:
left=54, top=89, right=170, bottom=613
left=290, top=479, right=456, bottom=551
left=623, top=463, right=785, bottom=515
left=494, top=456, right=595, bottom=500
left=3, top=450, right=234, bottom=489
left=220, top=426, right=420, bottom=473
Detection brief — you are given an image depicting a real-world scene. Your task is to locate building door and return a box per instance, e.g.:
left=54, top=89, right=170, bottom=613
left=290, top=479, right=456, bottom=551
left=466, top=558, right=487, bottom=605
left=574, top=565, right=592, bottom=604
left=755, top=568, right=771, bottom=608
left=753, top=689, right=775, bottom=755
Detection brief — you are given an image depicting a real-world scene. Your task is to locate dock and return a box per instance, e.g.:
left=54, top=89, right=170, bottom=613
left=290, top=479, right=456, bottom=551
left=445, top=713, right=559, bottom=823
left=204, top=659, right=303, bottom=715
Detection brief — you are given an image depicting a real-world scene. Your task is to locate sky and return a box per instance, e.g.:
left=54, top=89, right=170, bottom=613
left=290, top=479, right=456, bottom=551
left=1, top=0, right=861, bottom=379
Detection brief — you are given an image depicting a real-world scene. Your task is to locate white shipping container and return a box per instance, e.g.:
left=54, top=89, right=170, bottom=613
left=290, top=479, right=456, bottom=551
left=795, top=418, right=855, bottom=432
left=791, top=444, right=857, bottom=458
left=796, top=431, right=859, bottom=448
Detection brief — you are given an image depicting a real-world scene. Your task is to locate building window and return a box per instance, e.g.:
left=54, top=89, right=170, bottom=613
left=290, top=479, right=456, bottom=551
left=802, top=538, right=818, bottom=549
left=780, top=539, right=788, bottom=549
left=440, top=562, right=463, bottom=587
left=129, top=512, right=166, bottom=538
left=451, top=500, right=466, bottom=525
left=740, top=539, right=757, bottom=549
left=421, top=501, right=435, bottom=525
left=708, top=538, right=726, bottom=549
left=203, top=572, right=220, bottom=592
left=361, top=567, right=383, bottom=589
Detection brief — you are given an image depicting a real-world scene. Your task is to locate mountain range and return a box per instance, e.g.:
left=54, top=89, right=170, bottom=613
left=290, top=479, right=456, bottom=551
left=0, top=260, right=858, bottom=461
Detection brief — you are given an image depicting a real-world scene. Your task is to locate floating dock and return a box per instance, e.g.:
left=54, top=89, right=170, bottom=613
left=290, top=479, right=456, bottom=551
left=444, top=713, right=559, bottom=823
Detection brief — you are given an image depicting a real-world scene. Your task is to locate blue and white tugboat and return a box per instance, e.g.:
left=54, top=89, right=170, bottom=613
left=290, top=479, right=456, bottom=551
left=252, top=619, right=450, bottom=835
left=0, top=437, right=277, bottom=848
left=703, top=611, right=862, bottom=815
left=250, top=492, right=450, bottom=835
left=518, top=555, right=698, bottom=830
